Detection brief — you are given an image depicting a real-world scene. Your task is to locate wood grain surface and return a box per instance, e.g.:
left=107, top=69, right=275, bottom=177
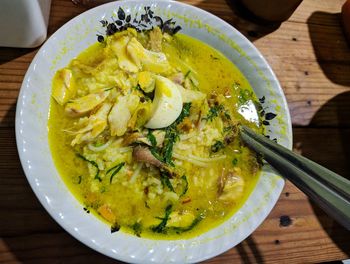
left=0, top=0, right=349, bottom=263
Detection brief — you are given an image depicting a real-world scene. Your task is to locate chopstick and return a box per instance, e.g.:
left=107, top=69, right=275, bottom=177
left=240, top=125, right=350, bottom=230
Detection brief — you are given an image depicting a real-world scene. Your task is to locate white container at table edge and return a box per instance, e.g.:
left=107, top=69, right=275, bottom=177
left=0, top=0, right=51, bottom=48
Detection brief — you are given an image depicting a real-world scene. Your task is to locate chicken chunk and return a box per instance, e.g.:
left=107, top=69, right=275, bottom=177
left=148, top=27, right=163, bottom=52
left=176, top=84, right=206, bottom=103
left=110, top=35, right=140, bottom=73
left=138, top=71, right=155, bottom=93
left=132, top=145, right=163, bottom=168
left=127, top=37, right=171, bottom=74
left=71, top=102, right=112, bottom=145
left=108, top=93, right=140, bottom=136
left=52, top=68, right=75, bottom=105
left=217, top=169, right=244, bottom=202
left=65, top=90, right=110, bottom=117
left=167, top=211, right=195, bottom=228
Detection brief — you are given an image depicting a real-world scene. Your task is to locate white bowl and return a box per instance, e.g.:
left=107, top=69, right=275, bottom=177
left=16, top=1, right=292, bottom=263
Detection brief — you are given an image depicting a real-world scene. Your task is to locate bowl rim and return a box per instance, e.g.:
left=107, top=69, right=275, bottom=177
left=15, top=1, right=292, bottom=263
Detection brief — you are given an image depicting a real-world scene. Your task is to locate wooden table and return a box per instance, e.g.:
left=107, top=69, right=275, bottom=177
left=0, top=0, right=349, bottom=263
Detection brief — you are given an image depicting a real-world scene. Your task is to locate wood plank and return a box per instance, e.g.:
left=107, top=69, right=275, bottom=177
left=0, top=233, right=116, bottom=264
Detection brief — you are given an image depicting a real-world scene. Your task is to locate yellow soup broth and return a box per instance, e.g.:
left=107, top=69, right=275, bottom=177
left=48, top=28, right=262, bottom=239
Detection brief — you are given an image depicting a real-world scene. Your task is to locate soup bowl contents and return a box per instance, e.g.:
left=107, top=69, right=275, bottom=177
left=16, top=1, right=292, bottom=262
left=49, top=25, right=263, bottom=239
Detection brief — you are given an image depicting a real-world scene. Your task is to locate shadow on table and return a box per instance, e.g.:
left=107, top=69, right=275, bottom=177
left=236, top=236, right=264, bottom=263
left=0, top=47, right=36, bottom=66
left=310, top=91, right=350, bottom=128
left=307, top=11, right=350, bottom=86
left=223, top=0, right=281, bottom=42
left=188, top=0, right=280, bottom=42
left=300, top=91, right=350, bottom=257
left=0, top=103, right=120, bottom=263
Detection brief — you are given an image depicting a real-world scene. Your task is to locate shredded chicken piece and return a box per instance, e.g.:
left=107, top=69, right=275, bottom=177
left=71, top=102, right=112, bottom=145
left=148, top=27, right=163, bottom=52
left=127, top=37, right=171, bottom=74
left=217, top=168, right=226, bottom=196
left=108, top=96, right=131, bottom=136
left=217, top=169, right=244, bottom=201
left=122, top=132, right=144, bottom=146
left=169, top=72, right=184, bottom=85
left=132, top=145, right=177, bottom=177
left=65, top=90, right=109, bottom=117
left=52, top=68, right=75, bottom=105
left=176, top=84, right=206, bottom=103
left=108, top=93, right=140, bottom=137
left=122, top=131, right=165, bottom=147
left=110, top=35, right=140, bottom=73
left=132, top=145, right=163, bottom=168
left=138, top=71, right=155, bottom=92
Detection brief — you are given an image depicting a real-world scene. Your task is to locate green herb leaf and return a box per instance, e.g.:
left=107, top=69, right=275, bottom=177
left=224, top=111, right=231, bottom=120
left=232, top=82, right=241, bottom=90
left=203, top=104, right=224, bottom=122
left=168, top=213, right=203, bottom=234
left=151, top=204, right=173, bottom=233
left=104, top=86, right=115, bottom=91
left=147, top=130, right=157, bottom=148
left=211, top=141, right=225, bottom=153
left=94, top=142, right=105, bottom=147
left=223, top=126, right=233, bottom=133
left=184, top=71, right=198, bottom=87
left=238, top=88, right=253, bottom=105
left=162, top=128, right=178, bottom=166
left=93, top=137, right=108, bottom=147
left=161, top=103, right=192, bottom=166
left=180, top=175, right=188, bottom=197
left=184, top=70, right=191, bottom=79
left=107, top=162, right=125, bottom=184
left=232, top=158, right=238, bottom=166
left=176, top=103, right=191, bottom=125
left=160, top=172, right=174, bottom=192
left=76, top=153, right=101, bottom=182
left=150, top=147, right=163, bottom=162
left=131, top=222, right=142, bottom=237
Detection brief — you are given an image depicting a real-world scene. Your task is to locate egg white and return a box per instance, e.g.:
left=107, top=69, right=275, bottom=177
left=145, top=76, right=183, bottom=129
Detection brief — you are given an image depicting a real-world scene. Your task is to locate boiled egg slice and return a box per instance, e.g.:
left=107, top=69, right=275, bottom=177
left=145, top=76, right=183, bottom=129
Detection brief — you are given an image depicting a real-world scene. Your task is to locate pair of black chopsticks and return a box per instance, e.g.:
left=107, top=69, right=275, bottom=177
left=241, top=126, right=350, bottom=230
